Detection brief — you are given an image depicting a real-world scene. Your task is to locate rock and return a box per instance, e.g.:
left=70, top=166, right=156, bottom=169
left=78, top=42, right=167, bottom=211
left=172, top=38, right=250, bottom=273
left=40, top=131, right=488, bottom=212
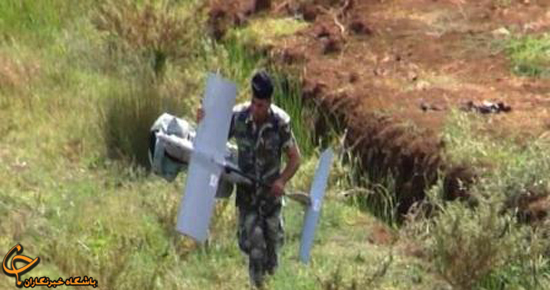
left=349, top=72, right=358, bottom=83
left=298, top=2, right=318, bottom=22
left=420, top=102, right=443, bottom=112
left=315, top=25, right=331, bottom=39
left=349, top=19, right=373, bottom=35
left=322, top=37, right=341, bottom=54
left=492, top=27, right=510, bottom=37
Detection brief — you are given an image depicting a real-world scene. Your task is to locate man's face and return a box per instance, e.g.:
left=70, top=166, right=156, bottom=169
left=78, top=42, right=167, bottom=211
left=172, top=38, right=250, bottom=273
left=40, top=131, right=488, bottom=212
left=250, top=97, right=271, bottom=123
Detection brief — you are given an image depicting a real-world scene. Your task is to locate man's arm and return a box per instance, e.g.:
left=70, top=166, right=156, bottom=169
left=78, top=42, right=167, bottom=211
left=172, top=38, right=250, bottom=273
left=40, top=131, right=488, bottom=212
left=279, top=144, right=301, bottom=184
left=271, top=143, right=301, bottom=197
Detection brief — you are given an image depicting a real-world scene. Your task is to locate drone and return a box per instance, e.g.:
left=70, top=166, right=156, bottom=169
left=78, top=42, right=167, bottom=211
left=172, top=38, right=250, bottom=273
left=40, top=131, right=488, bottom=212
left=148, top=73, right=333, bottom=263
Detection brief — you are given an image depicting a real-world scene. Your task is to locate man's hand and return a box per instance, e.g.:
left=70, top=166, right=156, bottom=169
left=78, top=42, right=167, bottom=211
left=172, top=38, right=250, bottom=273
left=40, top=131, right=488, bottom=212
left=270, top=178, right=286, bottom=197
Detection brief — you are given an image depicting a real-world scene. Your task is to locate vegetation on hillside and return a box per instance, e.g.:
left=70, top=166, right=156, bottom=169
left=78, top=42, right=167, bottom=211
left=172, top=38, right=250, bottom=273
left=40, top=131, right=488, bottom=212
left=1, top=1, right=550, bottom=289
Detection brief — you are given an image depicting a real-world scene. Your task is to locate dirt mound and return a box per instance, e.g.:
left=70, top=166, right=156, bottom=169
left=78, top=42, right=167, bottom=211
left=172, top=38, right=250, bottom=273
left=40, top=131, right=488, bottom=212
left=207, top=0, right=279, bottom=40
left=505, top=187, right=550, bottom=224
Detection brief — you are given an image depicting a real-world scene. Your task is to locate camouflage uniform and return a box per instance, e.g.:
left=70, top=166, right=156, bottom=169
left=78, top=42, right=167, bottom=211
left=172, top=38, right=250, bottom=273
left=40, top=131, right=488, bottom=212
left=229, top=102, right=297, bottom=286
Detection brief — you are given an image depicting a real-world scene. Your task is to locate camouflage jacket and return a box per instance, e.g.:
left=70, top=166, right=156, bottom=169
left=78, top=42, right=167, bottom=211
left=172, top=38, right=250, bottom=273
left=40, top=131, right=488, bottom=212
left=229, top=102, right=297, bottom=210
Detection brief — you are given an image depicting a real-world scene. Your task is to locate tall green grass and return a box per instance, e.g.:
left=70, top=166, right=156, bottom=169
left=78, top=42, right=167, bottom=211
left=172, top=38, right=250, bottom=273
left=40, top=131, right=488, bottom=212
left=0, top=0, right=92, bottom=43
left=223, top=38, right=266, bottom=93
left=99, top=70, right=186, bottom=168
left=507, top=33, right=550, bottom=77
left=271, top=69, right=318, bottom=158
left=327, top=139, right=402, bottom=227
left=93, top=0, right=204, bottom=77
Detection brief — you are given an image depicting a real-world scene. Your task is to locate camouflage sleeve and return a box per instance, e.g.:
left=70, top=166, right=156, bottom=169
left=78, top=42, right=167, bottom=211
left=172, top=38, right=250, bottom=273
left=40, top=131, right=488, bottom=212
left=280, top=121, right=297, bottom=151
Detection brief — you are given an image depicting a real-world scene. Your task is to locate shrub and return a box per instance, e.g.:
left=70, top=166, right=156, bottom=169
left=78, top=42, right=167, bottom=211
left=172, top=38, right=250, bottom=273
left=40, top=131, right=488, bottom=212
left=427, top=196, right=524, bottom=290
left=402, top=111, right=550, bottom=289
left=93, top=0, right=204, bottom=77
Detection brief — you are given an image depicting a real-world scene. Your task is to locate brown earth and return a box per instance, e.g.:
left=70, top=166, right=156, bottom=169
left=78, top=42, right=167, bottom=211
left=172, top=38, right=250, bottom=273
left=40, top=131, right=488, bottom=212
left=207, top=0, right=550, bottom=218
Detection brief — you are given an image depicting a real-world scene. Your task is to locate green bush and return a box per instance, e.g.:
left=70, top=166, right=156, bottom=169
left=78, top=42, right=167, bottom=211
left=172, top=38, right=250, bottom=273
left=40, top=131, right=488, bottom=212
left=427, top=196, right=525, bottom=289
left=419, top=190, right=550, bottom=290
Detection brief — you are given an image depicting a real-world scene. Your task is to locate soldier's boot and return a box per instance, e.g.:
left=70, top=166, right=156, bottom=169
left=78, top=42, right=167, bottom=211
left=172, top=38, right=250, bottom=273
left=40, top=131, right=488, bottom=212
left=249, top=250, right=265, bottom=288
left=264, top=245, right=278, bottom=276
left=249, top=225, right=266, bottom=288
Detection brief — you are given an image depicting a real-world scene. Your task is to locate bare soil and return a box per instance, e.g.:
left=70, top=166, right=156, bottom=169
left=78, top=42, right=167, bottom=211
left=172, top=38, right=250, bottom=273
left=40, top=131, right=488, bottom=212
left=207, top=0, right=550, bottom=217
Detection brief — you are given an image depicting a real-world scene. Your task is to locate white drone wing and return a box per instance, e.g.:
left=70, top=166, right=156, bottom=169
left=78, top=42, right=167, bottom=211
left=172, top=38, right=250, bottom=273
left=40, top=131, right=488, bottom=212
left=299, top=148, right=334, bottom=263
left=176, top=73, right=237, bottom=242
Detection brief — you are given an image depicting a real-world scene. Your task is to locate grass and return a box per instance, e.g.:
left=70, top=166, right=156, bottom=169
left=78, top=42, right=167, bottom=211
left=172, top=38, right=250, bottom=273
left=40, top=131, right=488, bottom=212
left=0, top=0, right=92, bottom=44
left=99, top=67, right=189, bottom=168
left=506, top=33, right=550, bottom=77
left=442, top=110, right=550, bottom=201
left=271, top=68, right=318, bottom=158
left=93, top=0, right=203, bottom=77
left=1, top=1, right=395, bottom=289
left=410, top=180, right=550, bottom=290
left=227, top=17, right=308, bottom=48
left=2, top=1, right=550, bottom=290
left=411, top=110, right=550, bottom=289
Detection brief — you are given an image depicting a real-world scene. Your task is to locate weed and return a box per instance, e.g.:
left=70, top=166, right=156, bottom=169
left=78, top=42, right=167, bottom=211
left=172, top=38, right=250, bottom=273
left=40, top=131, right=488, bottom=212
left=99, top=68, right=188, bottom=168
left=93, top=0, right=204, bottom=77
left=409, top=110, right=550, bottom=289
left=507, top=33, right=550, bottom=78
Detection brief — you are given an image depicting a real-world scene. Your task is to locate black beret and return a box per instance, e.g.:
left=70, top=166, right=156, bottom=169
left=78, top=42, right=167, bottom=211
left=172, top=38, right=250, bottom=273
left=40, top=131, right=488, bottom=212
left=251, top=70, right=273, bottom=99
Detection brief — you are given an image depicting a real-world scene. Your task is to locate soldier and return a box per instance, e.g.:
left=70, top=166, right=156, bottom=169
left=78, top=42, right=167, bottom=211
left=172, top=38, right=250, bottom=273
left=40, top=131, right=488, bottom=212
left=197, top=70, right=301, bottom=287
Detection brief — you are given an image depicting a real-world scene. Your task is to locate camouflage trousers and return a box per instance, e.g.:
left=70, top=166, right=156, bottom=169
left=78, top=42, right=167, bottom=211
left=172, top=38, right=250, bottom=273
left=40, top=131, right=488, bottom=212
left=237, top=202, right=284, bottom=287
